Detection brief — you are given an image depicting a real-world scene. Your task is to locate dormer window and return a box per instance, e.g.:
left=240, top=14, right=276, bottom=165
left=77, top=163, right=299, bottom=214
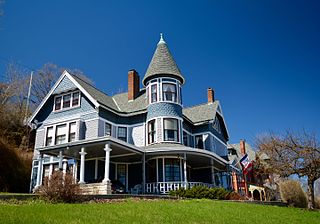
left=54, top=91, right=80, bottom=112
left=163, top=83, right=177, bottom=102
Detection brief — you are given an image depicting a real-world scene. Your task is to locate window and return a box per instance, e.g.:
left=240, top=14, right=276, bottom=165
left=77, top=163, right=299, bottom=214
left=62, top=94, right=71, bottom=108
left=72, top=92, right=80, bottom=107
left=151, top=84, right=157, bottom=103
left=165, top=158, right=181, bottom=181
left=54, top=91, right=80, bottom=111
left=68, top=122, right=76, bottom=142
left=105, top=123, right=112, bottom=136
left=183, top=131, right=190, bottom=146
left=117, top=164, right=127, bottom=188
left=117, top=127, right=127, bottom=142
left=55, top=124, right=67, bottom=145
left=163, top=83, right=177, bottom=102
left=195, top=135, right=204, bottom=149
left=46, top=127, right=54, bottom=146
left=55, top=96, right=62, bottom=111
left=148, top=120, right=156, bottom=144
left=163, top=118, right=179, bottom=142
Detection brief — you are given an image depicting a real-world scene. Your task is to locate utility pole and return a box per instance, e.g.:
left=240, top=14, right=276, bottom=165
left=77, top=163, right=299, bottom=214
left=25, top=71, right=33, bottom=120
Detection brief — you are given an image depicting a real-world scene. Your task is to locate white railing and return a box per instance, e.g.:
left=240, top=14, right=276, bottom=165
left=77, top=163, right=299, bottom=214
left=145, top=182, right=215, bottom=194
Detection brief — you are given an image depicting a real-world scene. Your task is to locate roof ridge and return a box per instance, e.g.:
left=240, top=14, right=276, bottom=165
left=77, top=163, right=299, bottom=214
left=183, top=101, right=218, bottom=110
left=69, top=72, right=111, bottom=97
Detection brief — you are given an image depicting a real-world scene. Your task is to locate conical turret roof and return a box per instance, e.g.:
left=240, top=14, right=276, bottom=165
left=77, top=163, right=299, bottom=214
left=142, top=34, right=185, bottom=86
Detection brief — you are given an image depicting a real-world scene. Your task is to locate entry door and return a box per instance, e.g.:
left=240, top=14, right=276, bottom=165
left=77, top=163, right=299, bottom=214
left=117, top=164, right=127, bottom=190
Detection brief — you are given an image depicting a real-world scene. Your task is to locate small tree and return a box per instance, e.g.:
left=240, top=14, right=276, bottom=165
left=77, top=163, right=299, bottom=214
left=37, top=171, right=81, bottom=203
left=279, top=180, right=307, bottom=208
left=257, top=131, right=320, bottom=209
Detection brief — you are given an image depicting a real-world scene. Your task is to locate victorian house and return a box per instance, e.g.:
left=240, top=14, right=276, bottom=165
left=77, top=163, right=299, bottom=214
left=29, top=35, right=234, bottom=194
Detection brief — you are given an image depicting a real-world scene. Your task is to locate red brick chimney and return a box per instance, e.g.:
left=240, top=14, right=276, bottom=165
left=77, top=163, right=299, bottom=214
left=128, top=69, right=140, bottom=101
left=240, top=139, right=246, bottom=155
left=207, top=88, right=215, bottom=104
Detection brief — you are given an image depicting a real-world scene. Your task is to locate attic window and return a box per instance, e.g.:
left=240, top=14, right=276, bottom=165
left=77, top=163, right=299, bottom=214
left=54, top=91, right=80, bottom=112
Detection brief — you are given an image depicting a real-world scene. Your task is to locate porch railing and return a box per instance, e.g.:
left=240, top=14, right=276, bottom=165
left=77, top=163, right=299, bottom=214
left=145, top=182, right=214, bottom=194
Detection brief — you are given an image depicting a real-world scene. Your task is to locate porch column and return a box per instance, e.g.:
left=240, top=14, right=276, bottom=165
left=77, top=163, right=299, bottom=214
left=142, top=153, right=146, bottom=193
left=183, top=153, right=187, bottom=186
left=58, top=151, right=63, bottom=170
left=211, top=159, right=215, bottom=186
left=102, top=143, right=112, bottom=183
left=36, top=154, right=43, bottom=187
left=79, top=147, right=87, bottom=184
left=62, top=159, right=68, bottom=174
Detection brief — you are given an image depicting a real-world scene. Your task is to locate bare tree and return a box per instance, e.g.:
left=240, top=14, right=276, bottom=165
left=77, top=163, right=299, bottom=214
left=31, top=63, right=91, bottom=106
left=257, top=131, right=320, bottom=209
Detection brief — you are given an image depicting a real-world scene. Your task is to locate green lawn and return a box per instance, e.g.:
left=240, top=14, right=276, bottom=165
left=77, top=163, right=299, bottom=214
left=0, top=199, right=319, bottom=224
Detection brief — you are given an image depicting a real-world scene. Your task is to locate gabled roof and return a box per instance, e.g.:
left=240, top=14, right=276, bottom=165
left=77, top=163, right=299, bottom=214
left=142, top=34, right=185, bottom=86
left=183, top=102, right=219, bottom=124
left=228, top=142, right=256, bottom=162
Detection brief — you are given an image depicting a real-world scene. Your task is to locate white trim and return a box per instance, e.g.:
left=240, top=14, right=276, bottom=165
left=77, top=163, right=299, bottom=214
left=43, top=111, right=97, bottom=125
left=117, top=126, right=128, bottom=143
left=195, top=131, right=228, bottom=147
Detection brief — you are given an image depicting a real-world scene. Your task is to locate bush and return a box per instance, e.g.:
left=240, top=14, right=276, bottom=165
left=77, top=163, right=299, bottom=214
left=36, top=171, right=81, bottom=203
left=279, top=180, right=307, bottom=208
left=169, top=186, right=235, bottom=200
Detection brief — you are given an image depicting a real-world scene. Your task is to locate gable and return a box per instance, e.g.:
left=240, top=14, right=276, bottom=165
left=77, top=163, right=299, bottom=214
left=53, top=76, right=77, bottom=94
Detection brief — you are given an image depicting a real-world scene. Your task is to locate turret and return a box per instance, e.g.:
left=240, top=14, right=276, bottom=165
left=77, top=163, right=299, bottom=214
left=144, top=34, right=185, bottom=145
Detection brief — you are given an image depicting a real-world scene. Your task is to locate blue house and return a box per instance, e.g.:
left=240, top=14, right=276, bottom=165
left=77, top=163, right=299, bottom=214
left=29, top=35, right=234, bottom=194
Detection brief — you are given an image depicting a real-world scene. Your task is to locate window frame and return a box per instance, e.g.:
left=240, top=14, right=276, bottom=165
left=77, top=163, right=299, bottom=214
left=104, top=122, right=112, bottom=137
left=163, top=118, right=179, bottom=142
left=162, top=82, right=177, bottom=103
left=53, top=90, right=81, bottom=112
left=147, top=119, right=156, bottom=144
left=117, top=126, right=127, bottom=142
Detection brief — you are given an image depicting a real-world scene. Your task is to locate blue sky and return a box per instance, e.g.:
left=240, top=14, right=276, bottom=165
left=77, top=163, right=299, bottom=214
left=0, top=1, right=319, bottom=145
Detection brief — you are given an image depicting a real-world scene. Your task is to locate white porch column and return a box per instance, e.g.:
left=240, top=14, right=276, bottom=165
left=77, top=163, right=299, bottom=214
left=142, top=153, right=146, bottom=193
left=102, top=143, right=112, bottom=183
left=58, top=151, right=63, bottom=170
left=79, top=147, right=87, bottom=184
left=94, top=159, right=98, bottom=180
left=36, top=154, right=43, bottom=187
left=62, top=159, right=68, bottom=174
left=183, top=153, right=187, bottom=186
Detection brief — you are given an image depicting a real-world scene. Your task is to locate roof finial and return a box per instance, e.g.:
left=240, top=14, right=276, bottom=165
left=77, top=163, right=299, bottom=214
left=158, top=33, right=165, bottom=44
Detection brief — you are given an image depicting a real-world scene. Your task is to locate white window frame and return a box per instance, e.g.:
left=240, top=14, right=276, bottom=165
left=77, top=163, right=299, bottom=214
left=117, top=126, right=128, bottom=142
left=163, top=118, right=180, bottom=143
left=147, top=119, right=156, bottom=145
left=53, top=90, right=81, bottom=112
left=44, top=120, right=79, bottom=146
left=104, top=122, right=112, bottom=137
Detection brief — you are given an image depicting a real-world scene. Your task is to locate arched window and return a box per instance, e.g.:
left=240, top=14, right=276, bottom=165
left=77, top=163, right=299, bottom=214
left=162, top=83, right=177, bottom=102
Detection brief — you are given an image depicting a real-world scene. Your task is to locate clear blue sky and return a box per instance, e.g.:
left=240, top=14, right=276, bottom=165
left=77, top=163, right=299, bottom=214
left=1, top=1, right=319, bottom=145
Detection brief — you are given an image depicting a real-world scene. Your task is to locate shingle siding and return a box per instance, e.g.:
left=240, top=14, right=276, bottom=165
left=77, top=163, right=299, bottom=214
left=131, top=124, right=145, bottom=147
left=53, top=76, right=77, bottom=94
left=85, top=119, right=99, bottom=139
left=147, top=102, right=182, bottom=120
left=35, top=129, right=45, bottom=149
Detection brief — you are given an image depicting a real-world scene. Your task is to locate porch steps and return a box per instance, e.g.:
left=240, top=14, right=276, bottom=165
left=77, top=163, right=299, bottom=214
left=80, top=182, right=111, bottom=195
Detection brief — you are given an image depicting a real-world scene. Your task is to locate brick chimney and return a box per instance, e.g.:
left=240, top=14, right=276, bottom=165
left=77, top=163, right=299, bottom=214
left=240, top=139, right=246, bottom=155
left=128, top=69, right=140, bottom=101
left=207, top=88, right=215, bottom=104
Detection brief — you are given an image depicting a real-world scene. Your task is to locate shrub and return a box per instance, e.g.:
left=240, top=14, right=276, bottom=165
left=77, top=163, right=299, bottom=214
left=169, top=186, right=233, bottom=200
left=36, top=171, right=81, bottom=203
left=279, top=180, right=307, bottom=208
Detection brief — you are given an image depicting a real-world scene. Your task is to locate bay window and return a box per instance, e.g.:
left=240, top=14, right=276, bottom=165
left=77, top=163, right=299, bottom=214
left=45, top=127, right=54, bottom=146
left=105, top=123, right=112, bottom=136
left=117, top=127, right=127, bottom=142
left=163, top=118, right=179, bottom=142
left=68, top=122, right=76, bottom=142
left=55, top=124, right=67, bottom=145
left=148, top=119, right=156, bottom=144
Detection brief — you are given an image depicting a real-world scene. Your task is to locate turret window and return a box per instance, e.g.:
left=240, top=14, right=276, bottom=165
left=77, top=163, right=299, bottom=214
left=163, top=83, right=177, bottom=102
left=151, top=84, right=157, bottom=103
left=163, top=118, right=179, bottom=142
left=148, top=119, right=156, bottom=144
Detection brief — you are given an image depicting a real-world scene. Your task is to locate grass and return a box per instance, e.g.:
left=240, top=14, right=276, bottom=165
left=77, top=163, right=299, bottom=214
left=0, top=199, right=319, bottom=224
